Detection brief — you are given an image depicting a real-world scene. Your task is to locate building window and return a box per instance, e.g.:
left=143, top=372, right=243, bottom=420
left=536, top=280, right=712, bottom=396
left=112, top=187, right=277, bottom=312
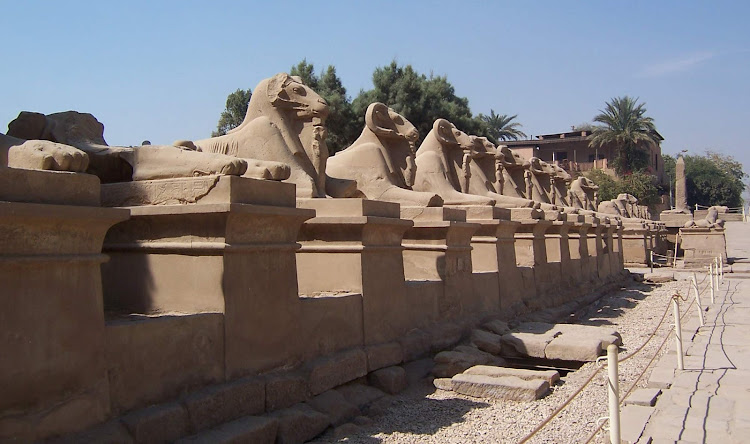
left=555, top=151, right=568, bottom=160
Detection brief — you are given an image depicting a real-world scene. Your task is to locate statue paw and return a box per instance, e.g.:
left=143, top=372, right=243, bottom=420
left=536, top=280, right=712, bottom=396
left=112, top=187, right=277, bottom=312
left=9, top=140, right=89, bottom=172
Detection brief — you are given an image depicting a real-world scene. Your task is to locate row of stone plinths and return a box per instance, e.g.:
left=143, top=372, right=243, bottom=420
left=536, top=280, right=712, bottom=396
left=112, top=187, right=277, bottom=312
left=1, top=173, right=633, bottom=441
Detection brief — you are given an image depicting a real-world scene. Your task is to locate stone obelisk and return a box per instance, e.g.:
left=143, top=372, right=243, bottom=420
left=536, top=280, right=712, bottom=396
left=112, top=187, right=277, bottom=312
left=674, top=154, right=689, bottom=212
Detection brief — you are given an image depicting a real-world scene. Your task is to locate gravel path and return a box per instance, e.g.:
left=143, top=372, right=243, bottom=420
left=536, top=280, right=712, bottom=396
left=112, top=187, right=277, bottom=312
left=314, top=275, right=702, bottom=444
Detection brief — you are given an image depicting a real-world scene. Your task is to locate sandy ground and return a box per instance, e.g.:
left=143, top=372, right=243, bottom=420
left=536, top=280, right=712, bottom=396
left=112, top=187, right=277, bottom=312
left=313, top=275, right=700, bottom=444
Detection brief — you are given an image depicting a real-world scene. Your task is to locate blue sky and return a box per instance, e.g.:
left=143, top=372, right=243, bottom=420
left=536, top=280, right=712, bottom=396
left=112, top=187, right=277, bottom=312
left=2, top=1, right=748, bottom=174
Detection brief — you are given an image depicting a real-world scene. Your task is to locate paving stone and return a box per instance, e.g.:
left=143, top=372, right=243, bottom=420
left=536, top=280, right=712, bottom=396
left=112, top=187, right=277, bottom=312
left=368, top=366, right=407, bottom=394
left=399, top=329, right=431, bottom=362
left=470, top=329, right=503, bottom=355
left=621, top=405, right=655, bottom=444
left=268, top=404, right=329, bottom=444
left=481, top=319, right=511, bottom=336
left=463, top=365, right=560, bottom=385
left=433, top=378, right=453, bottom=391
left=647, top=364, right=675, bottom=389
left=451, top=374, right=549, bottom=401
left=335, top=383, right=386, bottom=410
left=624, top=388, right=662, bottom=407
left=305, top=390, right=360, bottom=427
left=181, top=377, right=264, bottom=432
left=308, top=349, right=368, bottom=396
left=264, top=371, right=310, bottom=412
left=175, top=416, right=278, bottom=444
left=365, top=342, right=403, bottom=372
left=402, top=358, right=434, bottom=385
left=121, top=402, right=189, bottom=444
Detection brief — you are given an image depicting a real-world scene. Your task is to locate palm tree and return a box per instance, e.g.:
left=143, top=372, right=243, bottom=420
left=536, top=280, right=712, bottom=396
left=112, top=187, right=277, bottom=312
left=480, top=110, right=528, bottom=141
left=589, top=96, right=659, bottom=175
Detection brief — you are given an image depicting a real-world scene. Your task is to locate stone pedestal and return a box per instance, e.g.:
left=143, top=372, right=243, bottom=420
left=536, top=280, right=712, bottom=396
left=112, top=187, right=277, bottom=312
left=622, top=222, right=650, bottom=267
left=0, top=169, right=128, bottom=441
left=597, top=222, right=613, bottom=280
left=587, top=221, right=604, bottom=282
left=569, top=218, right=592, bottom=287
left=680, top=227, right=728, bottom=267
left=659, top=211, right=693, bottom=227
left=514, top=219, right=552, bottom=308
left=401, top=207, right=479, bottom=322
left=295, top=199, right=413, bottom=349
left=607, top=222, right=623, bottom=274
left=100, top=176, right=314, bottom=379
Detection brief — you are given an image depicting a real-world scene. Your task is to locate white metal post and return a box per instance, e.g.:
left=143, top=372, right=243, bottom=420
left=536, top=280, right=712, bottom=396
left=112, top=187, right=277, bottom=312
left=606, top=344, right=621, bottom=444
left=692, top=273, right=704, bottom=327
left=650, top=250, right=654, bottom=273
left=709, top=262, right=715, bottom=304
left=714, top=257, right=720, bottom=294
left=720, top=256, right=724, bottom=282
left=672, top=295, right=684, bottom=371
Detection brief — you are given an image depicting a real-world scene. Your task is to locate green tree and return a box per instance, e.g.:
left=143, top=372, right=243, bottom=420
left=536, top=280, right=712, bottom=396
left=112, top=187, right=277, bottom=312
left=585, top=169, right=619, bottom=203
left=212, top=88, right=252, bottom=136
left=290, top=60, right=357, bottom=154
left=585, top=169, right=660, bottom=207
left=661, top=152, right=745, bottom=208
left=589, top=96, right=660, bottom=175
left=352, top=61, right=484, bottom=144
left=477, top=110, right=527, bottom=142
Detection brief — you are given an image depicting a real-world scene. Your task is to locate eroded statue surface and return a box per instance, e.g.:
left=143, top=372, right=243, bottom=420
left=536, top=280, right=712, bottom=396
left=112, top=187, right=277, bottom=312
left=1, top=132, right=89, bottom=172
left=412, top=119, right=494, bottom=206
left=191, top=73, right=329, bottom=198
left=685, top=206, right=725, bottom=228
left=326, top=102, right=442, bottom=206
left=7, top=111, right=248, bottom=182
left=570, top=177, right=598, bottom=211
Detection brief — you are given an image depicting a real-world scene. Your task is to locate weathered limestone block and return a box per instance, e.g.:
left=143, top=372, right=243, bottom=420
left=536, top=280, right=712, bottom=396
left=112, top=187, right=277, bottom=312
left=100, top=176, right=314, bottom=379
left=433, top=378, right=454, bottom=391
left=181, top=376, right=265, bottom=432
left=300, top=293, right=364, bottom=361
left=432, top=347, right=506, bottom=378
left=268, top=404, right=330, bottom=444
left=544, top=335, right=606, bottom=361
left=622, top=222, right=650, bottom=267
left=464, top=365, right=560, bottom=386
left=306, top=390, right=360, bottom=427
left=264, top=372, right=310, bottom=412
left=176, top=416, right=279, bottom=444
left=471, top=329, right=504, bottom=355
left=365, top=342, right=403, bottom=372
left=296, top=198, right=413, bottom=346
left=0, top=169, right=128, bottom=441
left=399, top=328, right=432, bottom=362
left=308, top=349, right=368, bottom=396
left=334, top=384, right=387, bottom=410
left=368, top=366, right=408, bottom=395
left=451, top=374, right=549, bottom=401
left=680, top=227, right=728, bottom=267
left=401, top=207, right=479, bottom=321
left=502, top=323, right=621, bottom=361
left=121, top=402, right=190, bottom=444
left=482, top=319, right=511, bottom=336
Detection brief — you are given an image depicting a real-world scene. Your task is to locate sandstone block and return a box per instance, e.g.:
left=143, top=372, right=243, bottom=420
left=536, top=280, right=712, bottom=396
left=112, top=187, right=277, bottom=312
left=433, top=378, right=453, bottom=391
left=181, top=377, right=264, bottom=432
left=308, top=349, right=367, bottom=396
left=453, top=346, right=507, bottom=366
left=399, top=329, right=431, bottom=361
left=265, top=372, right=310, bottom=412
left=365, top=342, right=403, bottom=372
left=121, top=402, right=189, bottom=444
left=482, top=319, right=511, bottom=336
left=268, top=404, right=330, bottom=444
left=429, top=322, right=464, bottom=353
left=305, top=390, right=360, bottom=427
left=402, top=358, right=434, bottom=385
left=471, top=329, right=503, bottom=355
left=463, top=365, right=560, bottom=385
left=333, top=423, right=362, bottom=440
left=368, top=366, right=407, bottom=395
left=432, top=348, right=506, bottom=378
left=335, top=383, right=386, bottom=410
left=451, top=374, right=549, bottom=401
left=364, top=395, right=395, bottom=416
left=46, top=420, right=133, bottom=444
left=500, top=324, right=561, bottom=358
left=175, top=416, right=278, bottom=444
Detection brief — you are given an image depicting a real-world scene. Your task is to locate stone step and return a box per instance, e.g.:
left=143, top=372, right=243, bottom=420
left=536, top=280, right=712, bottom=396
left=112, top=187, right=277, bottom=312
left=450, top=373, right=549, bottom=401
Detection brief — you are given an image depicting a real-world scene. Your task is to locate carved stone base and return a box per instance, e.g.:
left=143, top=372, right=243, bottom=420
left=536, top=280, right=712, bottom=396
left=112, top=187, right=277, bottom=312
left=680, top=227, right=727, bottom=267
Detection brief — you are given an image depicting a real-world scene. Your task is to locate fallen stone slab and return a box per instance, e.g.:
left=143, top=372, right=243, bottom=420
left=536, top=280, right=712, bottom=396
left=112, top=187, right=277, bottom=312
left=544, top=334, right=605, bottom=361
left=471, top=329, right=503, bottom=355
left=555, top=324, right=622, bottom=346
left=643, top=273, right=675, bottom=283
left=463, top=365, right=560, bottom=386
left=433, top=378, right=453, bottom=391
left=624, top=388, right=662, bottom=407
left=432, top=348, right=506, bottom=378
left=176, top=416, right=278, bottom=444
left=451, top=374, right=549, bottom=401
left=501, top=331, right=559, bottom=358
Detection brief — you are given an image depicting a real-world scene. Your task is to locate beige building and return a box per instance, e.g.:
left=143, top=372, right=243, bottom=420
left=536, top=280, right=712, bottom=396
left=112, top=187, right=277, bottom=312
left=503, top=130, right=665, bottom=184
